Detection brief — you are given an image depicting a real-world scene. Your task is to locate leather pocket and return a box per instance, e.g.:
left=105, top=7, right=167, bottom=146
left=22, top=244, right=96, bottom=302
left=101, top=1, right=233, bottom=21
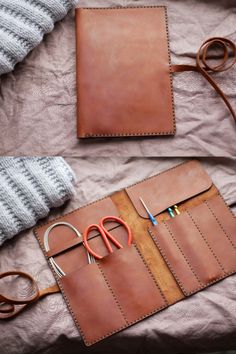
left=34, top=197, right=124, bottom=275
left=59, top=244, right=167, bottom=346
left=148, top=195, right=236, bottom=296
left=126, top=160, right=212, bottom=219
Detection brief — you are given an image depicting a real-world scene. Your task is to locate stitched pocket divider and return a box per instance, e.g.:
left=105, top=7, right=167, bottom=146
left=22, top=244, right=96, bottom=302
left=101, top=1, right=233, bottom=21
left=148, top=194, right=236, bottom=296
left=59, top=244, right=168, bottom=346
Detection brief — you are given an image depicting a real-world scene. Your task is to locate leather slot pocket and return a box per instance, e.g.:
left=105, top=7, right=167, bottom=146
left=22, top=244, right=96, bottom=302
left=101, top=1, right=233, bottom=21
left=126, top=160, right=212, bottom=219
left=59, top=244, right=167, bottom=346
left=148, top=195, right=236, bottom=296
left=34, top=197, right=124, bottom=275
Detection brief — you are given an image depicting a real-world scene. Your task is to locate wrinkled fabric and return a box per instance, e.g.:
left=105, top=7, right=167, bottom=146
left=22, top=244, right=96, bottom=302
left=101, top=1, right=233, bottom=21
left=0, top=157, right=76, bottom=246
left=0, top=0, right=236, bottom=156
left=0, top=157, right=235, bottom=354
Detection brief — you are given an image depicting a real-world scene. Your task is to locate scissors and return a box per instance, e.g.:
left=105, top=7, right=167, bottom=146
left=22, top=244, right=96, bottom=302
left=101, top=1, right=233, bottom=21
left=0, top=271, right=59, bottom=319
left=0, top=221, right=94, bottom=320
left=83, top=216, right=133, bottom=260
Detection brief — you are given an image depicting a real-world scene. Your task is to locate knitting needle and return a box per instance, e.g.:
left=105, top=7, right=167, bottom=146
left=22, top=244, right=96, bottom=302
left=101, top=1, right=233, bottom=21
left=173, top=205, right=180, bottom=215
left=139, top=197, right=158, bottom=225
left=167, top=207, right=175, bottom=218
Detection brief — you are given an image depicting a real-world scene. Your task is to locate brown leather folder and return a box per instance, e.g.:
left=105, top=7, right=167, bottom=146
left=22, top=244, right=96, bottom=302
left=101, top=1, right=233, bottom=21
left=76, top=6, right=175, bottom=138
left=34, top=160, right=236, bottom=346
left=75, top=6, right=236, bottom=138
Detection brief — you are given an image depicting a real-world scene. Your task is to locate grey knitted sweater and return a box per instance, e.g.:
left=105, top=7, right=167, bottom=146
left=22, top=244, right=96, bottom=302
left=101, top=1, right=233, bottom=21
left=0, top=157, right=76, bottom=246
left=0, top=0, right=78, bottom=75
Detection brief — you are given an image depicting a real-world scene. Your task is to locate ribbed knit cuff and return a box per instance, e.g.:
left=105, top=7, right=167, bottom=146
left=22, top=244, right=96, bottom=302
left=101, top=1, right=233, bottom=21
left=0, top=0, right=79, bottom=75
left=0, top=157, right=76, bottom=246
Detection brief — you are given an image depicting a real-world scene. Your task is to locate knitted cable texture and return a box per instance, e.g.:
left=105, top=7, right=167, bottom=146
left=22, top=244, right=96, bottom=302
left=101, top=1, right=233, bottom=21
left=0, top=157, right=76, bottom=246
left=0, top=0, right=79, bottom=75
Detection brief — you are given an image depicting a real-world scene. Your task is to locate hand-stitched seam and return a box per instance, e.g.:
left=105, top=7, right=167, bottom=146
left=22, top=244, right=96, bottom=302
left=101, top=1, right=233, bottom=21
left=163, top=221, right=203, bottom=284
left=35, top=227, right=91, bottom=345
left=163, top=221, right=203, bottom=287
left=86, top=300, right=167, bottom=345
left=57, top=278, right=88, bottom=344
left=34, top=195, right=112, bottom=237
left=97, top=262, right=128, bottom=324
left=204, top=199, right=236, bottom=250
left=59, top=245, right=168, bottom=346
left=126, top=160, right=193, bottom=191
left=134, top=244, right=168, bottom=306
left=148, top=227, right=190, bottom=295
left=34, top=161, right=209, bottom=239
left=218, top=194, right=236, bottom=220
left=148, top=226, right=236, bottom=297
left=164, top=6, right=176, bottom=134
left=55, top=257, right=236, bottom=346
left=34, top=161, right=193, bottom=235
left=126, top=160, right=211, bottom=197
left=82, top=130, right=175, bottom=137
left=79, top=6, right=166, bottom=10
left=77, top=6, right=175, bottom=138
left=186, top=210, right=226, bottom=274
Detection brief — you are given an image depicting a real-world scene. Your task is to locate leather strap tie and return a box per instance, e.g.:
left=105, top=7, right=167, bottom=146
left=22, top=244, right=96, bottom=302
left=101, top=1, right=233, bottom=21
left=172, top=37, right=236, bottom=123
left=0, top=270, right=60, bottom=319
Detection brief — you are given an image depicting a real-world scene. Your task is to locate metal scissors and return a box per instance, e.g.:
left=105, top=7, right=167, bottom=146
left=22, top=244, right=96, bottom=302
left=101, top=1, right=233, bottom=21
left=83, top=216, right=133, bottom=260
left=0, top=221, right=93, bottom=320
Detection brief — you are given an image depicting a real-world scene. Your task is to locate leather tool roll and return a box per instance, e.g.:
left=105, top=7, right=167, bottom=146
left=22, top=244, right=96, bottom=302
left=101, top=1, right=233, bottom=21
left=34, top=160, right=236, bottom=346
left=75, top=6, right=236, bottom=138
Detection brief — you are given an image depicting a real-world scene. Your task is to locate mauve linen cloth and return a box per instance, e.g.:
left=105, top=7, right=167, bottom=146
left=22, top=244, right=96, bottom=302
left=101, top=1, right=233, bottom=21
left=0, top=157, right=236, bottom=354
left=0, top=0, right=236, bottom=156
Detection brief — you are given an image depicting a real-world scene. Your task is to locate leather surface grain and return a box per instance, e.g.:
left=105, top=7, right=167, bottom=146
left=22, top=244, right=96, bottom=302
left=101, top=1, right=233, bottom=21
left=126, top=160, right=212, bottom=218
left=34, top=160, right=236, bottom=346
left=60, top=245, right=168, bottom=345
left=76, top=6, right=175, bottom=137
left=149, top=194, right=236, bottom=296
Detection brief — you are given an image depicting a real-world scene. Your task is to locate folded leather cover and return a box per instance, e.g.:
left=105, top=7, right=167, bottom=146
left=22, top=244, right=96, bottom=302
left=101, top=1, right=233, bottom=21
left=34, top=161, right=236, bottom=345
left=76, top=6, right=175, bottom=138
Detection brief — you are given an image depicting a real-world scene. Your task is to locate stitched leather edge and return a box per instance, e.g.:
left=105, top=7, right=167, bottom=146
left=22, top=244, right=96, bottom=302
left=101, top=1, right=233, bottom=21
left=97, top=262, right=128, bottom=324
left=164, top=6, right=176, bottom=134
left=34, top=160, right=200, bottom=234
left=33, top=162, right=236, bottom=345
left=82, top=244, right=168, bottom=345
left=186, top=209, right=226, bottom=274
left=149, top=227, right=194, bottom=295
left=134, top=244, right=169, bottom=306
left=163, top=220, right=203, bottom=288
left=205, top=198, right=236, bottom=250
left=125, top=160, right=210, bottom=191
left=76, top=5, right=176, bottom=138
left=35, top=223, right=169, bottom=346
left=149, top=193, right=236, bottom=297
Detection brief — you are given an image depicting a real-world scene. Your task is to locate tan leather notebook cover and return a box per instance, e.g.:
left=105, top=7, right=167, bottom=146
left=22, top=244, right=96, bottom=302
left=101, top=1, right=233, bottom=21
left=76, top=6, right=175, bottom=138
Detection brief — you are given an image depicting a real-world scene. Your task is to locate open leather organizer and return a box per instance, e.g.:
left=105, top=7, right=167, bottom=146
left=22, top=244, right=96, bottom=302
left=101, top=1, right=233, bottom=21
left=34, top=160, right=236, bottom=346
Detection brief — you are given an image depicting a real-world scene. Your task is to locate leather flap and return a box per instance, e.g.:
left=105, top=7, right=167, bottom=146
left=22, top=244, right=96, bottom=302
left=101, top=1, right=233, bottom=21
left=35, top=197, right=120, bottom=258
left=126, top=160, right=212, bottom=219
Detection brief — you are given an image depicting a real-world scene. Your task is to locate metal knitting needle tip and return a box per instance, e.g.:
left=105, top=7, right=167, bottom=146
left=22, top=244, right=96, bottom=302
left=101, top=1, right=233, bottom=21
left=139, top=197, right=158, bottom=226
left=167, top=207, right=175, bottom=218
left=174, top=205, right=180, bottom=215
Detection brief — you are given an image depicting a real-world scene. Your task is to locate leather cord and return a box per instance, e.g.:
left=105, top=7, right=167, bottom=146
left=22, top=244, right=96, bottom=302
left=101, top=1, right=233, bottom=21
left=171, top=37, right=236, bottom=123
left=0, top=271, right=60, bottom=319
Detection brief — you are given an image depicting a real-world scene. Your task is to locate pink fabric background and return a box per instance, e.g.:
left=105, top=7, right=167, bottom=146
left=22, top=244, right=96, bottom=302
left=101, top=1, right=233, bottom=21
left=0, top=0, right=236, bottom=156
